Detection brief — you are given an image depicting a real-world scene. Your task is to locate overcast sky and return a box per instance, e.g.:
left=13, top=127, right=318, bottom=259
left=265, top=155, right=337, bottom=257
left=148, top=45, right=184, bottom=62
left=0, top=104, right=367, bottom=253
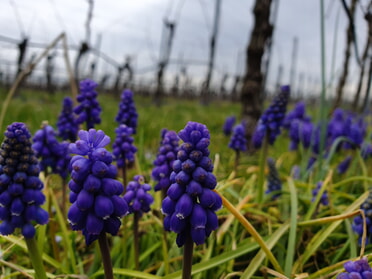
left=0, top=0, right=369, bottom=97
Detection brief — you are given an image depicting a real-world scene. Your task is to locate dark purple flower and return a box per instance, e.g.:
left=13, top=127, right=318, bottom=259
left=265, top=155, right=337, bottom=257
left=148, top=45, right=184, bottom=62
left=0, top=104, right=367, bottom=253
left=353, top=191, right=372, bottom=245
left=112, top=124, right=137, bottom=169
left=57, top=97, right=78, bottom=141
left=0, top=122, right=49, bottom=238
left=312, top=181, right=328, bottom=206
left=152, top=130, right=179, bottom=192
left=161, top=122, right=221, bottom=247
left=32, top=122, right=70, bottom=178
left=252, top=85, right=290, bottom=148
left=289, top=119, right=314, bottom=151
left=265, top=158, right=281, bottom=199
left=362, top=142, right=372, bottom=160
left=123, top=175, right=154, bottom=215
left=74, top=79, right=102, bottom=129
left=115, top=89, right=138, bottom=134
left=228, top=123, right=247, bottom=152
left=337, top=155, right=352, bottom=174
left=337, top=257, right=372, bottom=279
left=283, top=101, right=310, bottom=130
left=343, top=116, right=366, bottom=149
left=223, top=116, right=236, bottom=136
left=68, top=129, right=129, bottom=245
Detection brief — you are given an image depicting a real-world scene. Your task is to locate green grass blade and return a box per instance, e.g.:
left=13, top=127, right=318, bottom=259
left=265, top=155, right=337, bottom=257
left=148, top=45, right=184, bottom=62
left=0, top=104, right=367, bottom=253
left=292, top=191, right=368, bottom=273
left=91, top=268, right=162, bottom=279
left=240, top=222, right=290, bottom=279
left=284, top=178, right=298, bottom=277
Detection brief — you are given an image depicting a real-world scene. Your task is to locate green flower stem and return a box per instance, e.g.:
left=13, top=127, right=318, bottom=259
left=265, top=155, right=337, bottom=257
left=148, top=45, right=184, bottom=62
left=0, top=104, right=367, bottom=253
left=25, top=237, right=48, bottom=279
left=234, top=150, right=240, bottom=173
left=122, top=166, right=128, bottom=192
left=182, top=235, right=194, bottom=279
left=257, top=133, right=269, bottom=205
left=98, top=232, right=114, bottom=279
left=134, top=211, right=140, bottom=270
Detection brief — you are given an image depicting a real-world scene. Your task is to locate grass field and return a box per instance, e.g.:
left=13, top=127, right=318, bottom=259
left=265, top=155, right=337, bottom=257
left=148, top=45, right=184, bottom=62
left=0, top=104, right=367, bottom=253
left=1, top=86, right=372, bottom=279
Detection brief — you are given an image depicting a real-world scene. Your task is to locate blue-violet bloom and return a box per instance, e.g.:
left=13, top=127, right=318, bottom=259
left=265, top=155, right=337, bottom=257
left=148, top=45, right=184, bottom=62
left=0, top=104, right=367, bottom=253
left=67, top=129, right=129, bottom=245
left=222, top=116, right=236, bottom=136
left=113, top=124, right=137, bottom=169
left=74, top=79, right=102, bottom=129
left=0, top=122, right=49, bottom=238
left=152, top=129, right=179, bottom=192
left=115, top=89, right=138, bottom=134
left=228, top=123, right=247, bottom=152
left=57, top=97, right=79, bottom=141
left=161, top=121, right=221, bottom=247
left=123, top=175, right=154, bottom=215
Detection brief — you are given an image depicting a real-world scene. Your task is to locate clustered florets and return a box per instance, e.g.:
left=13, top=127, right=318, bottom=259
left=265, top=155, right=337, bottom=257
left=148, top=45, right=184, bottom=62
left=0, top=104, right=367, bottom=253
left=337, top=257, right=372, bottom=278
left=124, top=175, right=154, bottom=215
left=152, top=129, right=179, bottom=192
left=266, top=158, right=282, bottom=199
left=57, top=97, right=79, bottom=141
left=67, top=129, right=128, bottom=245
left=312, top=181, right=329, bottom=206
left=223, top=116, right=236, bottom=136
left=0, top=122, right=49, bottom=238
left=252, top=85, right=290, bottom=148
left=112, top=124, right=137, bottom=169
left=353, top=191, right=372, bottom=245
left=115, top=89, right=138, bottom=134
left=74, top=79, right=102, bottom=129
left=228, top=123, right=247, bottom=152
left=161, top=121, right=221, bottom=247
left=32, top=122, right=70, bottom=178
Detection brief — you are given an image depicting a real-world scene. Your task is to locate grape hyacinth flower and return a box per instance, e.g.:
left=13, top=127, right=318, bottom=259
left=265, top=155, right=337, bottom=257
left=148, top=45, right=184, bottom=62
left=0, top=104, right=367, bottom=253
left=311, top=181, right=329, bottom=206
left=32, top=122, right=66, bottom=177
left=222, top=116, right=236, bottom=136
left=124, top=175, right=154, bottom=215
left=228, top=123, right=247, bottom=152
left=337, top=155, right=352, bottom=174
left=336, top=257, right=372, bottom=279
left=229, top=123, right=247, bottom=171
left=252, top=85, right=290, bottom=148
left=67, top=129, right=129, bottom=246
left=152, top=129, right=179, bottom=193
left=161, top=121, right=221, bottom=277
left=0, top=123, right=49, bottom=279
left=282, top=101, right=311, bottom=130
left=361, top=142, right=372, bottom=160
left=123, top=175, right=154, bottom=269
left=112, top=124, right=137, bottom=186
left=74, top=79, right=102, bottom=129
left=57, top=97, right=78, bottom=142
left=115, top=89, right=138, bottom=134
left=353, top=191, right=372, bottom=245
left=288, top=119, right=313, bottom=151
left=265, top=158, right=282, bottom=199
left=0, top=122, right=49, bottom=237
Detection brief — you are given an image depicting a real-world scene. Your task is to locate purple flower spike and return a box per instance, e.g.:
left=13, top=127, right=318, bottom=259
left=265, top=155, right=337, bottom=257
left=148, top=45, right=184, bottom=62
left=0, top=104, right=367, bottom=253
left=152, top=130, right=179, bottom=192
left=32, top=122, right=71, bottom=178
left=113, top=124, right=137, bottom=168
left=57, top=97, right=79, bottom=141
left=252, top=85, right=290, bottom=148
left=312, top=181, right=329, bottom=206
left=223, top=116, right=236, bottom=136
left=228, top=123, right=247, bottom=152
left=68, top=128, right=128, bottom=245
left=0, top=122, right=49, bottom=238
left=265, top=158, right=281, bottom=199
left=353, top=191, right=372, bottom=245
left=337, top=257, right=372, bottom=279
left=161, top=121, right=221, bottom=247
left=115, top=89, right=138, bottom=134
left=74, top=79, right=102, bottom=130
left=337, top=155, right=352, bottom=174
left=123, top=175, right=154, bottom=215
